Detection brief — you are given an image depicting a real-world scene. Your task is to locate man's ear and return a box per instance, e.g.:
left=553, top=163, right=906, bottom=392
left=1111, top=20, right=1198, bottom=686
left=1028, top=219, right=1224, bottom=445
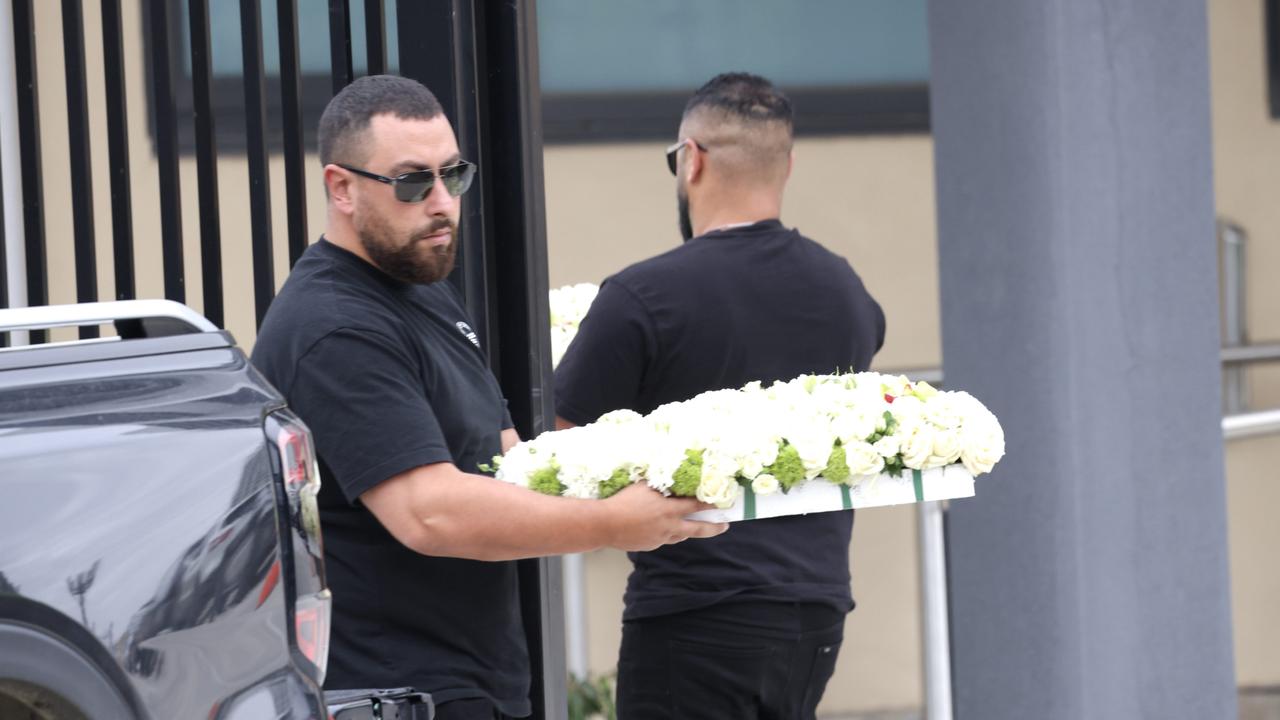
left=786, top=150, right=794, bottom=181
left=324, top=165, right=355, bottom=214
left=687, top=142, right=706, bottom=184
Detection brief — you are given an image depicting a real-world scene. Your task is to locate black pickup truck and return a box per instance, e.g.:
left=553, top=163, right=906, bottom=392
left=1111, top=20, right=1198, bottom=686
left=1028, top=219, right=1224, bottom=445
left=0, top=301, right=344, bottom=719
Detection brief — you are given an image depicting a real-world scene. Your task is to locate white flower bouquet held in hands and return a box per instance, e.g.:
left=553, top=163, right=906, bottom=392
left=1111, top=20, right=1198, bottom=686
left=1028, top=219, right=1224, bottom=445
left=549, top=283, right=599, bottom=368
left=492, top=372, right=1005, bottom=522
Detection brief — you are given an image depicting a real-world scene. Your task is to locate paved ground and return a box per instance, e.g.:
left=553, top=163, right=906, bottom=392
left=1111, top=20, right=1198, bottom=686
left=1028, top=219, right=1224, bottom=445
left=820, top=687, right=1280, bottom=720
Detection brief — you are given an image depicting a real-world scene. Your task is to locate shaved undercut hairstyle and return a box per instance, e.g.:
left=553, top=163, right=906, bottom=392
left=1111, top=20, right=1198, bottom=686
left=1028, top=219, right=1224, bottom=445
left=680, top=73, right=794, bottom=184
left=683, top=72, right=793, bottom=128
left=318, top=74, right=445, bottom=167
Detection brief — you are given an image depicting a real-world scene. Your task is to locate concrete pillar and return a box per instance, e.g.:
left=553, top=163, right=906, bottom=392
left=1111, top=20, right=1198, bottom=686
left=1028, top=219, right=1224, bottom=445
left=927, top=1, right=1237, bottom=718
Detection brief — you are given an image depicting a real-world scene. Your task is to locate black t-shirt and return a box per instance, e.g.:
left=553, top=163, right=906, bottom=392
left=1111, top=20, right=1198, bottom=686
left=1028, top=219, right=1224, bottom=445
left=251, top=239, right=530, bottom=717
left=554, top=219, right=886, bottom=621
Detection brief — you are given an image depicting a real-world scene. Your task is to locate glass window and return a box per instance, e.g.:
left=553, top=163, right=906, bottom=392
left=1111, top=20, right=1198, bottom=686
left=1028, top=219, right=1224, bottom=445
left=537, top=0, right=930, bottom=141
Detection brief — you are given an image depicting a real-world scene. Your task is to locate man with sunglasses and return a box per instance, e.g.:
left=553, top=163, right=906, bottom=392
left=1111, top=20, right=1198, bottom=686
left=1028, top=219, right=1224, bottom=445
left=251, top=75, right=725, bottom=720
left=555, top=73, right=887, bottom=719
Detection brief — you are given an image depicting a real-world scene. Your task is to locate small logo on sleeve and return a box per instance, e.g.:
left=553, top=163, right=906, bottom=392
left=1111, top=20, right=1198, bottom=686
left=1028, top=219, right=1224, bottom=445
left=455, top=321, right=481, bottom=348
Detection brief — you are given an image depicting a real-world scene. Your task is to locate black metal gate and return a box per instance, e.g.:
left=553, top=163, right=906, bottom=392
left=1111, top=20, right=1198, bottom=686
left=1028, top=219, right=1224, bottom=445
left=1, top=0, right=564, bottom=715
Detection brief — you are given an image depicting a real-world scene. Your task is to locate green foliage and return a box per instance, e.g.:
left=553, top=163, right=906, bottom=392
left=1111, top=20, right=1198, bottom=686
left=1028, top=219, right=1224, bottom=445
left=529, top=464, right=566, bottom=496
left=598, top=468, right=632, bottom=499
left=823, top=441, right=851, bottom=483
left=568, top=672, right=617, bottom=720
left=883, top=456, right=905, bottom=478
left=766, top=442, right=806, bottom=491
left=670, top=449, right=705, bottom=497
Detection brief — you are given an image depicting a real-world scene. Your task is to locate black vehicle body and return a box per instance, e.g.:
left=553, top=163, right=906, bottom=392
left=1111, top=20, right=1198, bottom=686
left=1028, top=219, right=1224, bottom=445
left=0, top=301, right=331, bottom=719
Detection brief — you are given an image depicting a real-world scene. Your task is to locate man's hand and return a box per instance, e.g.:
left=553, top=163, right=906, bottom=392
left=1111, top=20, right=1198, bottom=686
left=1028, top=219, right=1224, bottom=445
left=600, top=483, right=728, bottom=551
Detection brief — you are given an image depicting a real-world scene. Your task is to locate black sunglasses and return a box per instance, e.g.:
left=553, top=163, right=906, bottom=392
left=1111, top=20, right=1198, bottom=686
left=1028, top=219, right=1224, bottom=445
left=665, top=138, right=708, bottom=176
left=338, top=161, right=477, bottom=202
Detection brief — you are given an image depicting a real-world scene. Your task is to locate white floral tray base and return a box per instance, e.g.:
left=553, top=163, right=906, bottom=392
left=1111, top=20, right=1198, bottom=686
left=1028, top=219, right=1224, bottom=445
left=687, top=464, right=975, bottom=523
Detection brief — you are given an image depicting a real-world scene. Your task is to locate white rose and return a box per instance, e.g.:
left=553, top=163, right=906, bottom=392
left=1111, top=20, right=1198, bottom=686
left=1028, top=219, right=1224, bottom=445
left=923, top=393, right=963, bottom=430
left=696, top=469, right=740, bottom=508
left=844, top=441, right=886, bottom=477
left=925, top=427, right=964, bottom=469
left=890, top=395, right=926, bottom=428
left=960, top=422, right=1006, bottom=476
left=901, top=424, right=936, bottom=470
left=751, top=473, right=781, bottom=495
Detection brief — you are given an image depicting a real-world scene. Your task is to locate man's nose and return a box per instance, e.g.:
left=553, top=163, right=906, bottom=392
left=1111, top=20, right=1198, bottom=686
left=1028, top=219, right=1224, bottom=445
left=423, top=178, right=457, bottom=215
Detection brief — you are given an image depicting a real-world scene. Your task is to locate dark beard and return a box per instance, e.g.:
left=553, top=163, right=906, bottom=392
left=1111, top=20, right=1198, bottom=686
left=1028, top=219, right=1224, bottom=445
left=359, top=215, right=457, bottom=284
left=677, top=184, right=694, bottom=242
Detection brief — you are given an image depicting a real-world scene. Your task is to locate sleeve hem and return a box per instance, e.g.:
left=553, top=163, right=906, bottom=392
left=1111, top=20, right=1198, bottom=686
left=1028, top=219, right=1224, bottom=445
left=340, top=446, right=455, bottom=504
left=553, top=399, right=595, bottom=427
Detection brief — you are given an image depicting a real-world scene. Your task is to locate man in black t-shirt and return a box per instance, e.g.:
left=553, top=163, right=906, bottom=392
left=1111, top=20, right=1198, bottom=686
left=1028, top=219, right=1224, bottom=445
left=251, top=75, right=725, bottom=720
left=555, top=73, right=886, bottom=719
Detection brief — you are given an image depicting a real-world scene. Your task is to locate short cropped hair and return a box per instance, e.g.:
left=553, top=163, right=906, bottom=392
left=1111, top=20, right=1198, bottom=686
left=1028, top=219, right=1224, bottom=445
left=318, top=75, right=445, bottom=166
left=682, top=72, right=793, bottom=131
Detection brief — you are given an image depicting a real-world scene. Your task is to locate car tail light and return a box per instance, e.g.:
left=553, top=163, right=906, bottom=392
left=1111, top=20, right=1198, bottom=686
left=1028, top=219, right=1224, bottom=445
left=270, top=412, right=331, bottom=686
left=295, top=592, right=330, bottom=674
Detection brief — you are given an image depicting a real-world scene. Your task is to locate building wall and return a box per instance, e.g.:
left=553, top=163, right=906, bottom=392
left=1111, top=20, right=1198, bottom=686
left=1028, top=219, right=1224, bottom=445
left=11, top=0, right=1279, bottom=715
left=545, top=0, right=1280, bottom=713
left=1208, top=0, right=1280, bottom=689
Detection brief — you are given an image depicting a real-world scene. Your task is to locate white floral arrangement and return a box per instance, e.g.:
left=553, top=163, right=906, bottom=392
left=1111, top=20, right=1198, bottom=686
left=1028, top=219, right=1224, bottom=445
left=549, top=283, right=599, bottom=368
left=493, top=372, right=1005, bottom=521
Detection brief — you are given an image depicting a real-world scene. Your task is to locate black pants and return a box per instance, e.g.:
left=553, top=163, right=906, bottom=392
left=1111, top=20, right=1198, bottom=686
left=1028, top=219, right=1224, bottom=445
left=616, top=601, right=846, bottom=720
left=433, top=698, right=522, bottom=720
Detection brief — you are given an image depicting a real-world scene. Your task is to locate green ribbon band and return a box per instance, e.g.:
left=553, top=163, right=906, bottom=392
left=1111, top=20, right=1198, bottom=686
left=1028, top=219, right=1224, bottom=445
left=912, top=469, right=924, bottom=502
left=743, top=484, right=756, bottom=520
left=840, top=484, right=852, bottom=511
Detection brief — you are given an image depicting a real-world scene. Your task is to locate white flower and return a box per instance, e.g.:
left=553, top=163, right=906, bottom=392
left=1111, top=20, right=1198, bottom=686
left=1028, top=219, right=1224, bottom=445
left=844, top=441, right=886, bottom=477
left=925, top=427, right=964, bottom=469
left=900, top=423, right=937, bottom=470
left=696, top=464, right=740, bottom=508
left=548, top=283, right=599, bottom=368
left=497, top=369, right=1004, bottom=503
left=872, top=433, right=902, bottom=459
left=751, top=473, right=781, bottom=495
left=923, top=393, right=964, bottom=430
left=493, top=442, right=546, bottom=487
left=960, top=420, right=1005, bottom=476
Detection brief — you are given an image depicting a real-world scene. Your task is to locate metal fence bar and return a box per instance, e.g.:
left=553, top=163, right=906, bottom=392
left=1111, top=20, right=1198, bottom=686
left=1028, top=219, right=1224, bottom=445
left=365, top=0, right=386, bottom=75
left=148, top=0, right=185, bottom=303
left=397, top=0, right=492, bottom=348
left=101, top=0, right=135, bottom=302
left=240, top=0, right=275, bottom=328
left=188, top=0, right=223, bottom=327
left=62, top=0, right=99, bottom=339
left=12, top=0, right=46, bottom=345
left=329, top=0, right=354, bottom=94
left=1, top=0, right=24, bottom=348
left=277, top=0, right=309, bottom=267
left=484, top=1, right=567, bottom=716
left=1, top=133, right=7, bottom=346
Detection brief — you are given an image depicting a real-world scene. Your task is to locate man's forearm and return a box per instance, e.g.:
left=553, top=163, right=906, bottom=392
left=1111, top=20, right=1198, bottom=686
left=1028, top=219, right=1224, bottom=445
left=362, top=463, right=616, bottom=561
left=361, top=461, right=723, bottom=561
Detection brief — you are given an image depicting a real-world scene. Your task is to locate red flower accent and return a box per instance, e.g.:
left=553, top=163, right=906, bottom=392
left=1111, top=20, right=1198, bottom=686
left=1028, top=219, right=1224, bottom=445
left=884, top=394, right=895, bottom=404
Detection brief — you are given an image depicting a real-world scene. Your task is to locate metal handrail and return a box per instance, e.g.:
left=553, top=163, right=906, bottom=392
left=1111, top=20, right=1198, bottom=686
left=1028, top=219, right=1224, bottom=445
left=1222, top=409, right=1280, bottom=441
left=1221, top=342, right=1280, bottom=365
left=885, top=343, right=1280, bottom=388
left=0, top=299, right=216, bottom=335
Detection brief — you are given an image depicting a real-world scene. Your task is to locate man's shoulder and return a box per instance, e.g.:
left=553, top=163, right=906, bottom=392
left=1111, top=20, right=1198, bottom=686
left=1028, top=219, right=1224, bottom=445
left=253, top=257, right=406, bottom=365
left=608, top=241, right=713, bottom=291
